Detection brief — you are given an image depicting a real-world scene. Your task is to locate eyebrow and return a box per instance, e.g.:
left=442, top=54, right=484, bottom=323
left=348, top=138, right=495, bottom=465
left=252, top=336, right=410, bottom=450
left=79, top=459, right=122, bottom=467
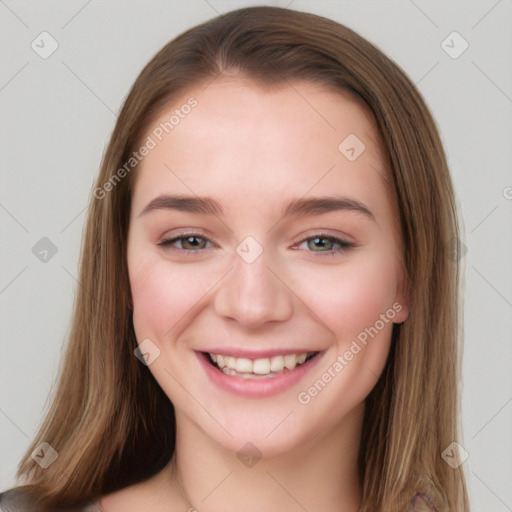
left=282, top=196, right=374, bottom=220
left=138, top=194, right=223, bottom=217
left=138, top=194, right=375, bottom=221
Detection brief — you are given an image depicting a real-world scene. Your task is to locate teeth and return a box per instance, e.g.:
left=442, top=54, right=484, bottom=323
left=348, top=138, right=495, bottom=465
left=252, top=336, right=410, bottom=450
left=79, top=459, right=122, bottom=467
left=270, top=355, right=284, bottom=372
left=225, top=356, right=237, bottom=370
left=209, top=351, right=312, bottom=377
left=253, top=358, right=271, bottom=375
left=235, top=358, right=252, bottom=373
left=283, top=354, right=297, bottom=370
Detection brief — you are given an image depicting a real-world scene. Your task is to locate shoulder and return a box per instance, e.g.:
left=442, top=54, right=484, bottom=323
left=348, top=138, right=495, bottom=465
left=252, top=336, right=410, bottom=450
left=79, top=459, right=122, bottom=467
left=0, top=461, right=175, bottom=512
left=0, top=489, right=33, bottom=512
left=0, top=489, right=102, bottom=512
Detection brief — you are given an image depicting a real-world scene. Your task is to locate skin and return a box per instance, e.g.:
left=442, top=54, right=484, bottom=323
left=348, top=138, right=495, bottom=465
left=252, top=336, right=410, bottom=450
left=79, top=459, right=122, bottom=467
left=102, top=76, right=409, bottom=512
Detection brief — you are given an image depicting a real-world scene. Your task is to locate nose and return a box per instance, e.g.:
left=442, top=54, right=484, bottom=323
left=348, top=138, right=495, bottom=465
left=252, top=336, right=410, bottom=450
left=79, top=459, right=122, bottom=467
left=213, top=246, right=294, bottom=330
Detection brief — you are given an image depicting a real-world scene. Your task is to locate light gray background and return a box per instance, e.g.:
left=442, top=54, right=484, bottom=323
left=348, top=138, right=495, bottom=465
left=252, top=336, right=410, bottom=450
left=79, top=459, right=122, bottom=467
left=1, top=1, right=511, bottom=510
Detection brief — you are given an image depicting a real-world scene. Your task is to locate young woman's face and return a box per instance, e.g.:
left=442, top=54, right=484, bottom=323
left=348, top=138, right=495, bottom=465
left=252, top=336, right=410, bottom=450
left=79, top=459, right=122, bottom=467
left=127, top=77, right=408, bottom=456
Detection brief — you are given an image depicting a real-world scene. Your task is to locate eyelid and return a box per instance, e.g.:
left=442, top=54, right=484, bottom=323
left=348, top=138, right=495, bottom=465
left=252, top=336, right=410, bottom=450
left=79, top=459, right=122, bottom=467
left=158, top=227, right=213, bottom=242
left=157, top=231, right=216, bottom=252
left=292, top=228, right=354, bottom=245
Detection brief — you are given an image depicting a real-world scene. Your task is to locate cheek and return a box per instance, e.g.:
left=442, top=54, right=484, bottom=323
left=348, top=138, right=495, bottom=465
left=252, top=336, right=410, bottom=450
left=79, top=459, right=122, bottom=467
left=294, top=252, right=399, bottom=340
left=129, top=256, right=215, bottom=341
left=294, top=259, right=398, bottom=416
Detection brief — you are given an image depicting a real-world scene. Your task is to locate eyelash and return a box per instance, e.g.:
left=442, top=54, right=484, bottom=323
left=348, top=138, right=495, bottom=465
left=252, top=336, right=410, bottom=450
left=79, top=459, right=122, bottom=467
left=157, top=232, right=355, bottom=256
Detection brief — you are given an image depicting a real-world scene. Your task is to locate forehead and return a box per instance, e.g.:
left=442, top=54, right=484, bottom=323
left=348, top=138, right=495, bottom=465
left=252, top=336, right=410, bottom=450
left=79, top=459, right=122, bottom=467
left=132, top=77, right=390, bottom=214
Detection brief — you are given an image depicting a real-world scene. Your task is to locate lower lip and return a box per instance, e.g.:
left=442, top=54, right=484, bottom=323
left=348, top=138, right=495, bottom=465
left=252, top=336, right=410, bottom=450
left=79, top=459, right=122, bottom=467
left=196, top=351, right=324, bottom=398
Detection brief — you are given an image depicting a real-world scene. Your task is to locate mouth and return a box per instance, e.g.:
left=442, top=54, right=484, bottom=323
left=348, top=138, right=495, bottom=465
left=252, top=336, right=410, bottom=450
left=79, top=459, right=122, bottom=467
left=202, top=351, right=319, bottom=379
left=197, top=348, right=324, bottom=398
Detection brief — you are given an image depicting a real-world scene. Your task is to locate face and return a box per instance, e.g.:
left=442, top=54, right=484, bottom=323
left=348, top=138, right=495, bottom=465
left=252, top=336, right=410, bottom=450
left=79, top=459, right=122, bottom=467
left=127, top=77, right=409, bottom=457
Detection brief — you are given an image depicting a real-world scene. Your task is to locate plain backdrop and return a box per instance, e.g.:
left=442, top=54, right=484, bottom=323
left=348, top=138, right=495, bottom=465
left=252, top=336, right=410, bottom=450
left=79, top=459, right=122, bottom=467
left=1, top=1, right=511, bottom=510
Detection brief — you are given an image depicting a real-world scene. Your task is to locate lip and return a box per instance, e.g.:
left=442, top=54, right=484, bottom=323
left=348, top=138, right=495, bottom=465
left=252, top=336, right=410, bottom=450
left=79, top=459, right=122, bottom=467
left=196, top=350, right=324, bottom=398
left=202, top=347, right=318, bottom=358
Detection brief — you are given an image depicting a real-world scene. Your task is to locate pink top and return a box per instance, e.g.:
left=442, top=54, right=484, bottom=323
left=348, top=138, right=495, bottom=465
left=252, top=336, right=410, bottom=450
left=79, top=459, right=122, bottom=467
left=408, top=492, right=439, bottom=511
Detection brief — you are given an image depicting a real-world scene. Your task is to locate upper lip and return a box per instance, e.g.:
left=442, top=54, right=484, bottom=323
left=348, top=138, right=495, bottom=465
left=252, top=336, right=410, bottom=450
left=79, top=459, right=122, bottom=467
left=198, top=348, right=321, bottom=359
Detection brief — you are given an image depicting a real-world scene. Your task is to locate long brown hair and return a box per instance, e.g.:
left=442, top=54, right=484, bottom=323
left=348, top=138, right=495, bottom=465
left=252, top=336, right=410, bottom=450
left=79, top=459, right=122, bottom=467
left=14, top=6, right=469, bottom=511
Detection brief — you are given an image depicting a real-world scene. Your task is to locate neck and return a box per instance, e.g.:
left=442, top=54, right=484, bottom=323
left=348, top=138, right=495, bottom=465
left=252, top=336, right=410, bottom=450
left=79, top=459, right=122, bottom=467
left=168, top=403, right=364, bottom=512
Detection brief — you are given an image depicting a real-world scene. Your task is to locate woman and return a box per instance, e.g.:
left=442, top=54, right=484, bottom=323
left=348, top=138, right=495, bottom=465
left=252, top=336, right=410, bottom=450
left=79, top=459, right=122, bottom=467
left=0, top=6, right=470, bottom=512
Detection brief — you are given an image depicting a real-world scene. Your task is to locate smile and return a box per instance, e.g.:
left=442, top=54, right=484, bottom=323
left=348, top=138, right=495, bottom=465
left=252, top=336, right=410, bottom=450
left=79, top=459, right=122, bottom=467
left=207, top=352, right=317, bottom=378
left=197, top=350, right=323, bottom=397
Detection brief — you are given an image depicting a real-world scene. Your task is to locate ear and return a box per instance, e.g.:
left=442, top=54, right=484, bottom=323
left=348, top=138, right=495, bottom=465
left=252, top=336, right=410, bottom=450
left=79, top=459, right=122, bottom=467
left=393, top=276, right=410, bottom=324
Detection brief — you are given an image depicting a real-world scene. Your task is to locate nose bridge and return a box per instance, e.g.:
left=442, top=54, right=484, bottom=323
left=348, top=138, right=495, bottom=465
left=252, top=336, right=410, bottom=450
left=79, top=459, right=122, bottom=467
left=213, top=239, right=293, bottom=328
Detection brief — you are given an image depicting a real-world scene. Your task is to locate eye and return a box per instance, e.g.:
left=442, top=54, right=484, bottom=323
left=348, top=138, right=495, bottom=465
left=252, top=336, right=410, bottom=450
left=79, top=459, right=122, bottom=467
left=158, top=233, right=213, bottom=252
left=157, top=232, right=353, bottom=256
left=295, top=234, right=354, bottom=255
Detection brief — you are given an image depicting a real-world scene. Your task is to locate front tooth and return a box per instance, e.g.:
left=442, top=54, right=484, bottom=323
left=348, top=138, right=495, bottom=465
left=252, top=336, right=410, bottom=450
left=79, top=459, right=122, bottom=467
left=253, top=358, right=271, bottom=375
left=225, top=356, right=237, bottom=370
left=270, top=355, right=285, bottom=372
left=284, top=354, right=297, bottom=370
left=235, top=358, right=253, bottom=373
left=213, top=353, right=306, bottom=374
